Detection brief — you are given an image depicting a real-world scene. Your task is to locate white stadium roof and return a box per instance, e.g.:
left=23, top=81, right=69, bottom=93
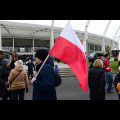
left=1, top=20, right=120, bottom=41
left=0, top=20, right=120, bottom=48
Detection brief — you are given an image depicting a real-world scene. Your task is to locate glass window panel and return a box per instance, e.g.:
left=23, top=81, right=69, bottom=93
left=95, top=45, right=99, bottom=51
left=90, top=44, right=94, bottom=52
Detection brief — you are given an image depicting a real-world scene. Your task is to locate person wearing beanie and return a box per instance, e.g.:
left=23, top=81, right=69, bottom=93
left=104, top=54, right=109, bottom=58
left=14, top=59, right=23, bottom=66
left=89, top=52, right=104, bottom=69
left=35, top=49, right=48, bottom=61
left=1, top=58, right=10, bottom=68
left=97, top=53, right=104, bottom=58
left=0, top=58, right=12, bottom=100
left=8, top=60, right=29, bottom=100
left=31, top=49, right=57, bottom=100
left=105, top=67, right=113, bottom=93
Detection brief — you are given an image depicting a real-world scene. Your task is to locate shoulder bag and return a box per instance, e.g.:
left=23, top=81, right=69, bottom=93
left=7, top=71, right=21, bottom=91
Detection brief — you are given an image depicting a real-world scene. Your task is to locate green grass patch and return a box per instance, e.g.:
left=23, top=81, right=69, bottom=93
left=110, top=61, right=118, bottom=73
left=89, top=62, right=92, bottom=67
left=55, top=60, right=119, bottom=73
left=89, top=61, right=118, bottom=73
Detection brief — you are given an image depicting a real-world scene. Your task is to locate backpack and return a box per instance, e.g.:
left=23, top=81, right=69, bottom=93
left=46, top=64, right=62, bottom=87
left=54, top=70, right=62, bottom=87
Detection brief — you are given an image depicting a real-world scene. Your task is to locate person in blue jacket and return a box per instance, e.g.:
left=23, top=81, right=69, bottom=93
left=31, top=49, right=57, bottom=100
left=55, top=65, right=59, bottom=74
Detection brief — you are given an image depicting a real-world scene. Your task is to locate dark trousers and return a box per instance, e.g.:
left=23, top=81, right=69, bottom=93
left=118, top=93, right=120, bottom=100
left=2, top=88, right=12, bottom=100
left=107, top=82, right=112, bottom=92
left=28, top=71, right=33, bottom=79
left=11, top=88, right=25, bottom=100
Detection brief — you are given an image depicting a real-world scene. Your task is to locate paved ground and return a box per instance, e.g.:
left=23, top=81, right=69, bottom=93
left=24, top=76, right=119, bottom=100
left=0, top=62, right=119, bottom=100
left=0, top=76, right=118, bottom=100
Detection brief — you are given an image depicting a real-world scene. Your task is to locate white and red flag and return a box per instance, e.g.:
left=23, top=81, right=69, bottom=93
left=49, top=21, right=88, bottom=92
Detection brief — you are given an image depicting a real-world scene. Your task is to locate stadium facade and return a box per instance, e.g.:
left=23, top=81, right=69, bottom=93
left=0, top=21, right=118, bottom=56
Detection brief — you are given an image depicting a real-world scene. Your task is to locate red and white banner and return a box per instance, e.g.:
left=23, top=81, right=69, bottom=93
left=49, top=21, right=88, bottom=92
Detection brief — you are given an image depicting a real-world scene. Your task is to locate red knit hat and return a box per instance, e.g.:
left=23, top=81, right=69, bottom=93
left=106, top=67, right=112, bottom=71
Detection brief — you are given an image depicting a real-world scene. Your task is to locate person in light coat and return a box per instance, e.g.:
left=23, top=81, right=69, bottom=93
left=8, top=60, right=29, bottom=100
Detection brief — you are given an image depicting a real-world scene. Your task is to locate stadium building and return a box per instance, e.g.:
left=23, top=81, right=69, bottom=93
left=0, top=20, right=118, bottom=57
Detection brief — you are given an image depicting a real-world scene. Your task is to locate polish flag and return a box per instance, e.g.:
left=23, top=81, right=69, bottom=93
left=81, top=41, right=83, bottom=45
left=49, top=22, right=88, bottom=92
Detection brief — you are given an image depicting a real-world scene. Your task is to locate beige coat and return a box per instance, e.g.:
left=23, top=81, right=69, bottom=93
left=8, top=65, right=29, bottom=92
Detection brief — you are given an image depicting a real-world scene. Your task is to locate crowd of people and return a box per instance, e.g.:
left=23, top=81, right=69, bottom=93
left=1, top=49, right=120, bottom=100
left=88, top=53, right=120, bottom=100
left=0, top=49, right=57, bottom=100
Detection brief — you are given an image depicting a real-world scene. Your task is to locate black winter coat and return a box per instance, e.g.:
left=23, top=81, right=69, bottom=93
left=33, top=56, right=57, bottom=100
left=114, top=73, right=120, bottom=92
left=26, top=63, right=35, bottom=72
left=0, top=66, right=11, bottom=97
left=88, top=68, right=105, bottom=100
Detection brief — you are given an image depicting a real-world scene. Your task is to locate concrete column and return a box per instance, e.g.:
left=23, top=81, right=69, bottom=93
left=50, top=20, right=54, bottom=50
left=0, top=24, right=2, bottom=49
left=102, top=39, right=104, bottom=52
left=13, top=37, right=14, bottom=52
left=84, top=20, right=90, bottom=69
left=94, top=44, right=95, bottom=52
left=33, top=38, right=34, bottom=56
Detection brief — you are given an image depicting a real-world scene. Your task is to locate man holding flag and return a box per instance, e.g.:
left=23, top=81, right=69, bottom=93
left=31, top=21, right=88, bottom=97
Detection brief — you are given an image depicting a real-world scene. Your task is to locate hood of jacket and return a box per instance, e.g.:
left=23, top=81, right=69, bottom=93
left=15, top=65, right=24, bottom=72
left=45, top=56, right=54, bottom=67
